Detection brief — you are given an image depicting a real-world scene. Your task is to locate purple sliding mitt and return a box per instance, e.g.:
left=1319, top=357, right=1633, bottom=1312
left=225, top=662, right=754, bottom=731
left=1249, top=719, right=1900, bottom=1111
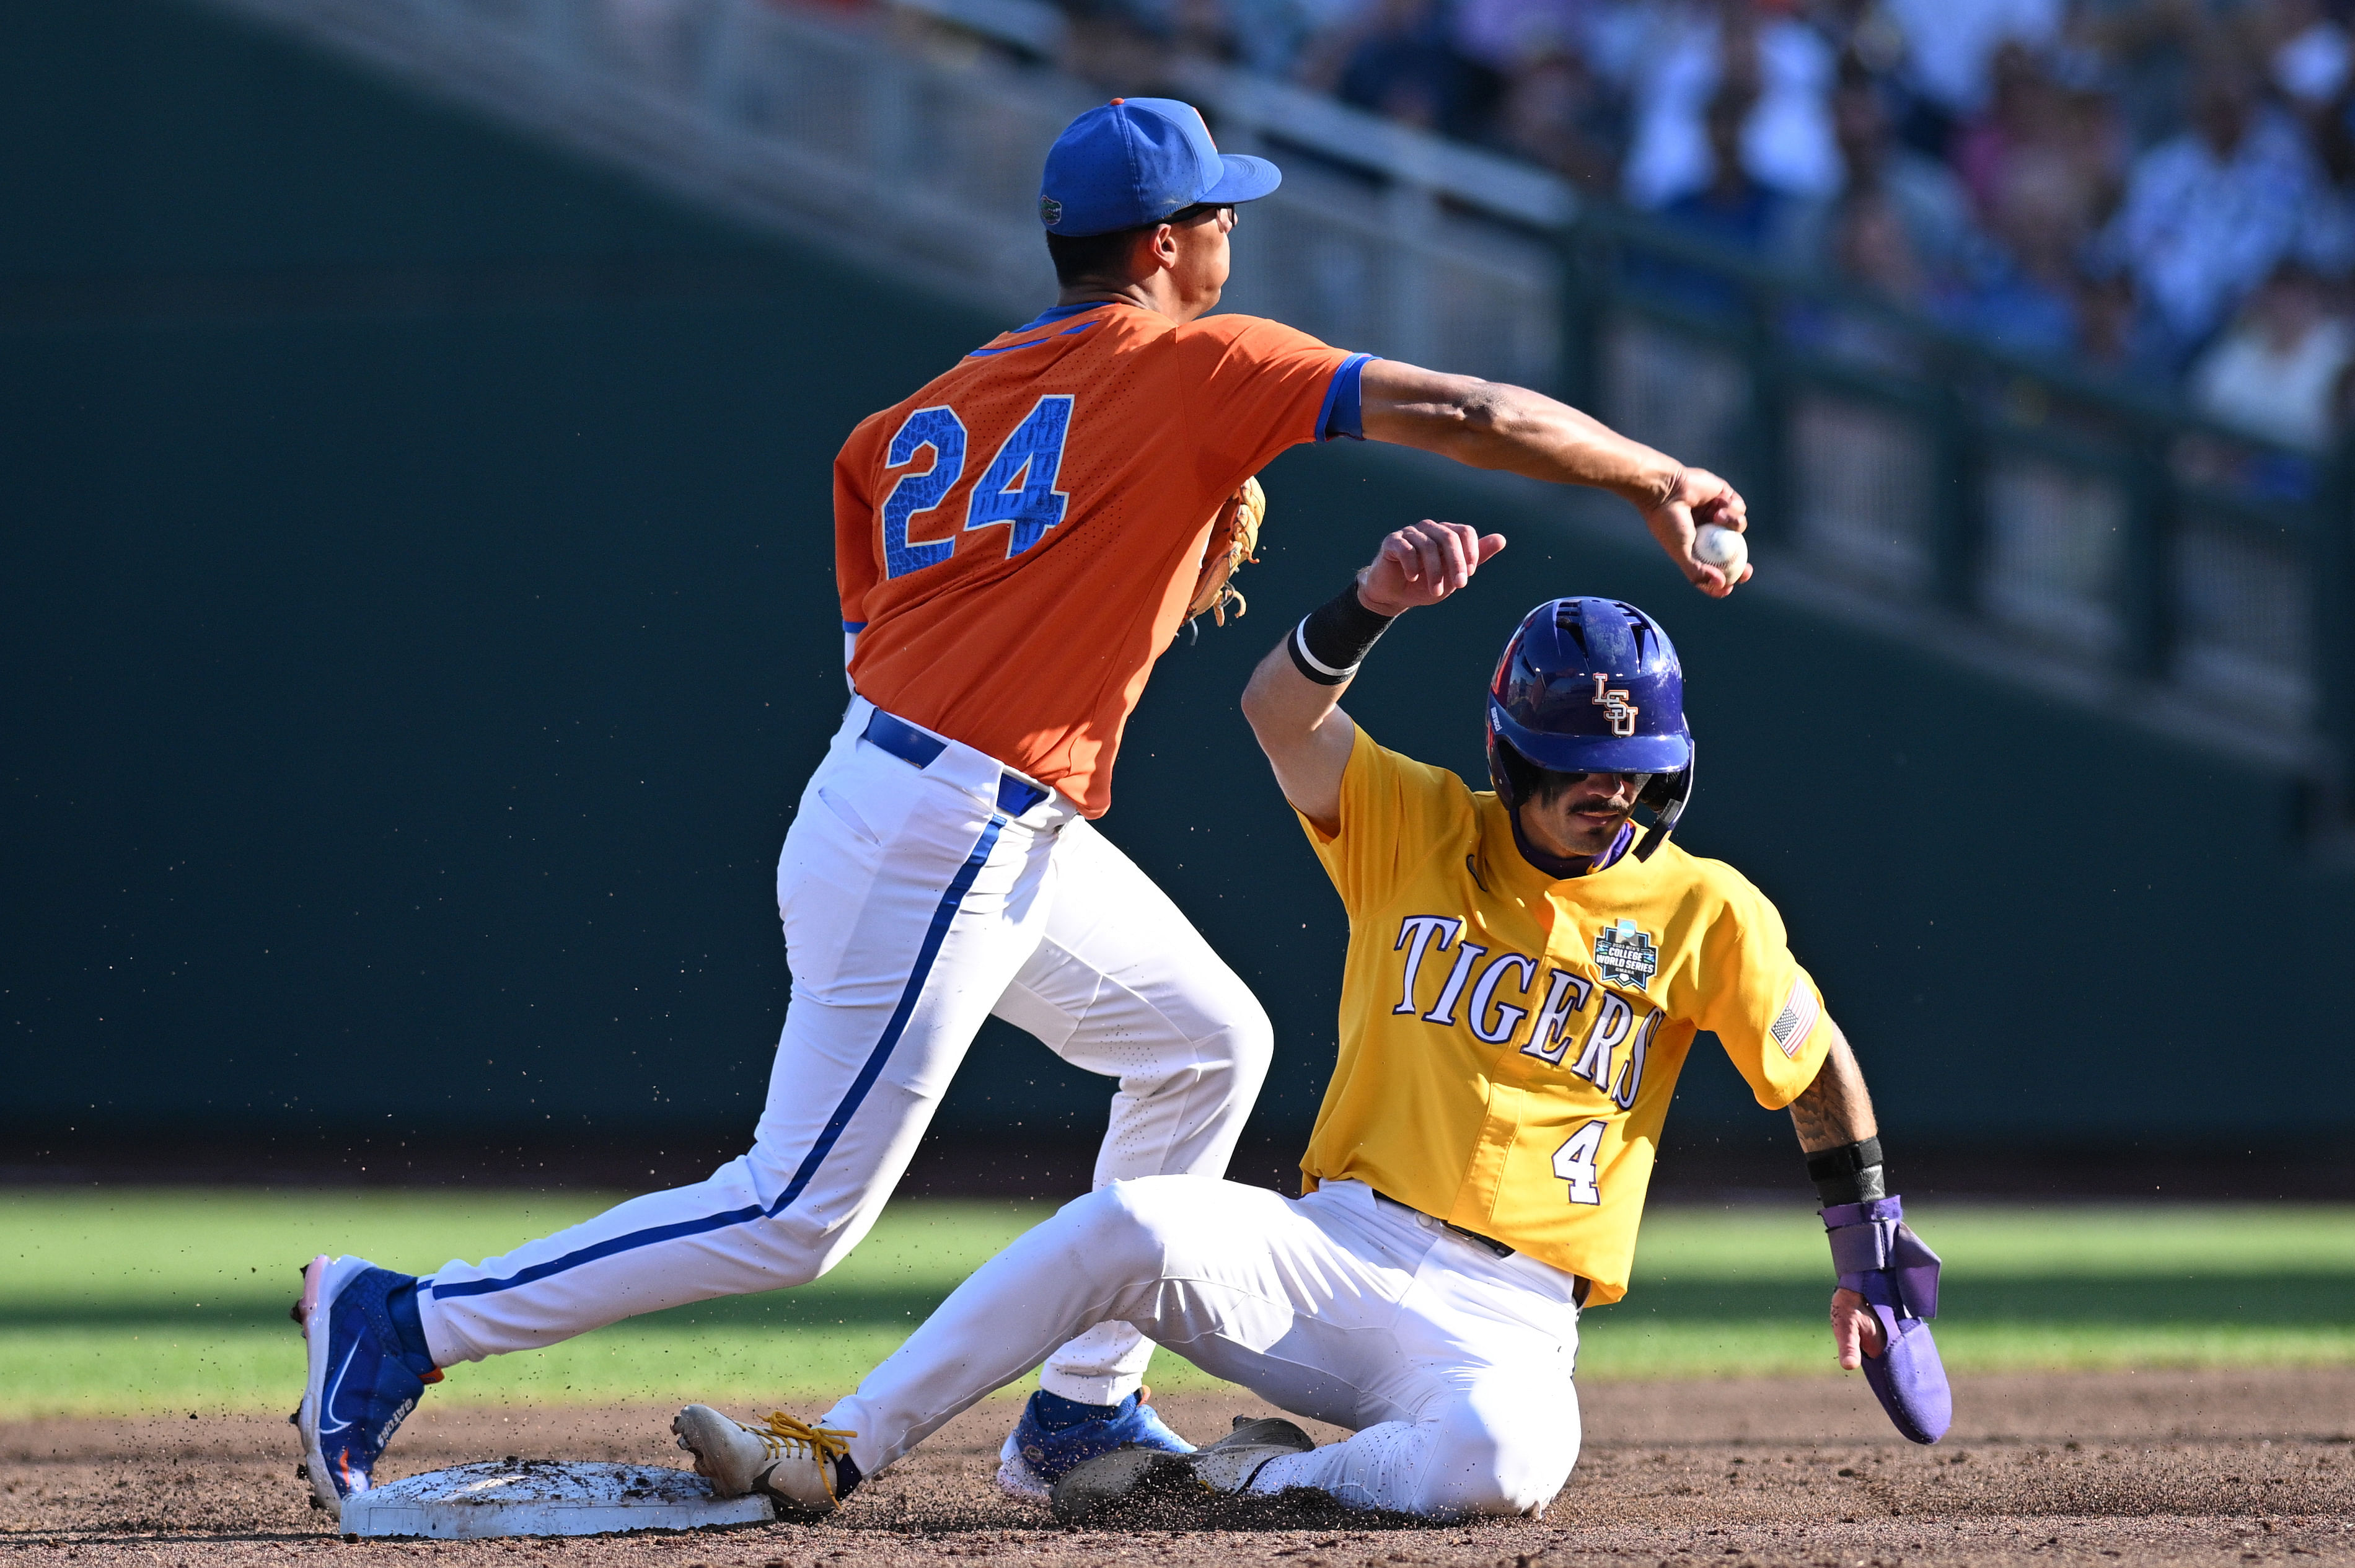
left=1821, top=1195, right=1950, bottom=1444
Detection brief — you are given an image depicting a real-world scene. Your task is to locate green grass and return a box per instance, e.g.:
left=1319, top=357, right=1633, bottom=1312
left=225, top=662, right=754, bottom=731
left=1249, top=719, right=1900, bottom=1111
left=2, top=1191, right=2350, bottom=1417
left=1580, top=1203, right=2355, bottom=1378
left=0, top=1189, right=1074, bottom=1419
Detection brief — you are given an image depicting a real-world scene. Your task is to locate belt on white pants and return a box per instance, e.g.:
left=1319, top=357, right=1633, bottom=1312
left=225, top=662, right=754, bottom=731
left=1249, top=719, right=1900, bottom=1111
left=860, top=706, right=1052, bottom=819
left=1372, top=1188, right=1593, bottom=1306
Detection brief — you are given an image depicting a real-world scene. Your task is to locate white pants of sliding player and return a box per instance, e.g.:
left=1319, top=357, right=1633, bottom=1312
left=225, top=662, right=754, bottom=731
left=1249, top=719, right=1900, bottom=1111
left=822, top=1176, right=1585, bottom=1520
left=417, top=697, right=1273, bottom=1404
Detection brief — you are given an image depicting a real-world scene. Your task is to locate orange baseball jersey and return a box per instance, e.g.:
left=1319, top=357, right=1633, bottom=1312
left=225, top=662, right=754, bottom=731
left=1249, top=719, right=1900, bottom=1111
left=835, top=299, right=1363, bottom=817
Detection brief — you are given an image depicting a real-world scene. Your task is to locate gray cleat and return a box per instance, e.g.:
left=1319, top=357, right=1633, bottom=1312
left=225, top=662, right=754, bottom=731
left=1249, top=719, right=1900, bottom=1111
left=1050, top=1414, right=1314, bottom=1525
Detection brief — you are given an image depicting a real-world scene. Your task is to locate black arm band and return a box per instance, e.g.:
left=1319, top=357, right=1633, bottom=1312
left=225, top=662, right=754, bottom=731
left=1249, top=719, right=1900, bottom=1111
left=1807, top=1136, right=1887, bottom=1205
left=1287, top=581, right=1396, bottom=686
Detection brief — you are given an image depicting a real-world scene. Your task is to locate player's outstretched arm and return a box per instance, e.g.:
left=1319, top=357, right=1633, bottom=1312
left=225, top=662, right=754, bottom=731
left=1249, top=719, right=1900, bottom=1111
left=1357, top=359, right=1752, bottom=599
left=1794, top=1019, right=1952, bottom=1443
left=1787, top=1018, right=1888, bottom=1369
left=1242, top=519, right=1505, bottom=832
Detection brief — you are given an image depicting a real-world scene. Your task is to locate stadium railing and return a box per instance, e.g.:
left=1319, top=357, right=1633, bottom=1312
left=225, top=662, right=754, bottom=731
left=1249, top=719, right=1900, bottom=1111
left=203, top=0, right=2355, bottom=823
left=1562, top=211, right=2355, bottom=809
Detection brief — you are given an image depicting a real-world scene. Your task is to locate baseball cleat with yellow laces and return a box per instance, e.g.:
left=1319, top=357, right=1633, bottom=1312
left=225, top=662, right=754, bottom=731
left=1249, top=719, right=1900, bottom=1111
left=670, top=1406, right=861, bottom=1520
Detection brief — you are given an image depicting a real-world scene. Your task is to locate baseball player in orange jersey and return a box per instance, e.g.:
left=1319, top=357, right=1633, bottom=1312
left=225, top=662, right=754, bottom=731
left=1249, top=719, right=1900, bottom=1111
left=291, top=96, right=1753, bottom=1514
left=665, top=520, right=1945, bottom=1523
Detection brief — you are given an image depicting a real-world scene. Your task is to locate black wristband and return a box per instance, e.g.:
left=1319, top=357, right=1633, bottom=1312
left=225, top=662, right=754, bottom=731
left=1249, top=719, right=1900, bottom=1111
left=1807, top=1136, right=1887, bottom=1205
left=1287, top=581, right=1396, bottom=686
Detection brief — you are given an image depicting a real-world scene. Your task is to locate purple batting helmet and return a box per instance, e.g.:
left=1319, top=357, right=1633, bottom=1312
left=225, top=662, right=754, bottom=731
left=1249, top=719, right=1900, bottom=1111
left=1485, top=596, right=1695, bottom=861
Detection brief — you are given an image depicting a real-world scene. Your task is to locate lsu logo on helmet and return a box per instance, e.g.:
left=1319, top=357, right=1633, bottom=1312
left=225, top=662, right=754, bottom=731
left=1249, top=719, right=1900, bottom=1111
left=1588, top=674, right=1638, bottom=737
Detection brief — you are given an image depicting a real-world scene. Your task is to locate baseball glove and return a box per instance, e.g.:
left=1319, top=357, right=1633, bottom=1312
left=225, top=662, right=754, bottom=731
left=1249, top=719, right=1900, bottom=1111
left=1186, top=475, right=1266, bottom=626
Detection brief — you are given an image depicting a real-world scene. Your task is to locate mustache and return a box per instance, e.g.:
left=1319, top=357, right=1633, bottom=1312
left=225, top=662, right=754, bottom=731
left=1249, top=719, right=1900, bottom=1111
left=1567, top=795, right=1633, bottom=814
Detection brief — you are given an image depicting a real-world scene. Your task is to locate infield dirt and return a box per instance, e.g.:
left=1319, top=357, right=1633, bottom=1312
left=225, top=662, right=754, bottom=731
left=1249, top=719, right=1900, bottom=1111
left=5, top=1370, right=2349, bottom=1566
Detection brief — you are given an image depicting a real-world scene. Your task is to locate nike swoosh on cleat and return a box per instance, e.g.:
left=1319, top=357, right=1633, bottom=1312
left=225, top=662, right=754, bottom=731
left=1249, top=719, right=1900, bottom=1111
left=316, top=1340, right=363, bottom=1438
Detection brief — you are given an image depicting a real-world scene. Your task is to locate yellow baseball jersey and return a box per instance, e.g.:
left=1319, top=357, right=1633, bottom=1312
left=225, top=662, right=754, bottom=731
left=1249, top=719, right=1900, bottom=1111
left=1297, top=725, right=1831, bottom=1303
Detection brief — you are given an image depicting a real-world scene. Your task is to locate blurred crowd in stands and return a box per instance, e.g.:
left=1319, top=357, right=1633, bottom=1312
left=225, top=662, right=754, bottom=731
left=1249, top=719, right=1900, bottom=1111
left=1031, top=0, right=2355, bottom=449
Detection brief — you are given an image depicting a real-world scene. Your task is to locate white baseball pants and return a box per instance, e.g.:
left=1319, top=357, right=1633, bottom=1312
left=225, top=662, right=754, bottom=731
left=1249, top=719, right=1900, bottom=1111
left=418, top=697, right=1274, bottom=1403
left=822, top=1176, right=1585, bottom=1520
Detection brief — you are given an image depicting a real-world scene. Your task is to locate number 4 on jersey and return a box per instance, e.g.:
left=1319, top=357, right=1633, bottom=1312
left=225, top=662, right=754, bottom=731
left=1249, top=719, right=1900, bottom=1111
left=964, top=394, right=1072, bottom=556
left=1551, top=1119, right=1606, bottom=1205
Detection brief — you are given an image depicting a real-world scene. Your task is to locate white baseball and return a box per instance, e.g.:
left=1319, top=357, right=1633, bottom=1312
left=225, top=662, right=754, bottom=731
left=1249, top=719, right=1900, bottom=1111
left=1694, top=524, right=1748, bottom=573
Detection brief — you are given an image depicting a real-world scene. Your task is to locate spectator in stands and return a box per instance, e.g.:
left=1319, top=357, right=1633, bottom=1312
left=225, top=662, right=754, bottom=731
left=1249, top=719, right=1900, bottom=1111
left=1055, top=0, right=1339, bottom=89
left=1944, top=156, right=2089, bottom=356
left=2261, top=0, right=2352, bottom=120
left=2076, top=270, right=2157, bottom=372
left=1164, top=0, right=1246, bottom=63
left=1633, top=84, right=1795, bottom=317
left=2053, top=75, right=2132, bottom=222
left=1453, top=0, right=1583, bottom=72
left=1078, top=0, right=2355, bottom=405
left=2188, top=261, right=2355, bottom=449
left=1880, top=0, right=2062, bottom=150
left=1621, top=0, right=1843, bottom=211
left=2096, top=50, right=2325, bottom=359
left=1951, top=46, right=2125, bottom=249
left=1574, top=0, right=1668, bottom=91
left=1217, top=0, right=1352, bottom=76
left=1805, top=0, right=1911, bottom=82
left=1796, top=67, right=1976, bottom=282
left=1299, top=0, right=1499, bottom=137
left=1498, top=46, right=1631, bottom=188
left=1953, top=42, right=2061, bottom=222
left=1057, top=0, right=1196, bottom=95
left=1661, top=81, right=1808, bottom=254
left=2066, top=0, right=2212, bottom=150
left=1776, top=72, right=1948, bottom=366
left=1830, top=185, right=1937, bottom=304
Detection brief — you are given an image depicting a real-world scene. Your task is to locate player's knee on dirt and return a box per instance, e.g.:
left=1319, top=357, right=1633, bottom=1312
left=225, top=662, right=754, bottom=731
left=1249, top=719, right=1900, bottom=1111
left=1412, top=1378, right=1581, bottom=1518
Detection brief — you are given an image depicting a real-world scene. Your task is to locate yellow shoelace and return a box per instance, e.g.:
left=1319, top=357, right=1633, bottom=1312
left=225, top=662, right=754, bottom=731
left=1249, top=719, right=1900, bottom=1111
left=747, top=1412, right=856, bottom=1500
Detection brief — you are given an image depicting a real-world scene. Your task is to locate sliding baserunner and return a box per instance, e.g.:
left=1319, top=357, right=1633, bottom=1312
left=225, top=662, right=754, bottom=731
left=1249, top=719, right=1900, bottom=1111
left=669, top=519, right=1948, bottom=1523
left=293, top=95, right=1754, bottom=1514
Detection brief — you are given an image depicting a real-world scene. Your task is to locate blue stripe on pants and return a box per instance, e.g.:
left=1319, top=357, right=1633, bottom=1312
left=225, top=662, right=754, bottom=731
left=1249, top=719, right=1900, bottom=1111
left=431, top=813, right=1011, bottom=1302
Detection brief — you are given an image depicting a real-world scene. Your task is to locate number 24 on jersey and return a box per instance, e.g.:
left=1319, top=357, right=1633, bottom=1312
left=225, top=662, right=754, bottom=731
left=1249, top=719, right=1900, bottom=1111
left=880, top=396, right=1076, bottom=579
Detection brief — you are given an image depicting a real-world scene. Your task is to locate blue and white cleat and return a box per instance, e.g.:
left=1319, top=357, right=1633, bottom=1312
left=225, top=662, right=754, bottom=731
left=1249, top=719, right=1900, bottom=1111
left=994, top=1388, right=1194, bottom=1503
left=291, top=1254, right=442, bottom=1513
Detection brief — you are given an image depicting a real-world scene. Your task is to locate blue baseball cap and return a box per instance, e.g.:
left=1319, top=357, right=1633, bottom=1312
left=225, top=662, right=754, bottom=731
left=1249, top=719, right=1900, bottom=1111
left=1039, top=97, right=1282, bottom=237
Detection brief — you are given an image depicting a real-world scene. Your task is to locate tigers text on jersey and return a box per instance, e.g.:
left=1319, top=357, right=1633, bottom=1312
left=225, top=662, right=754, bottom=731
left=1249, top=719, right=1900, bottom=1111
left=835, top=299, right=1355, bottom=817
left=1296, top=725, right=1832, bottom=1303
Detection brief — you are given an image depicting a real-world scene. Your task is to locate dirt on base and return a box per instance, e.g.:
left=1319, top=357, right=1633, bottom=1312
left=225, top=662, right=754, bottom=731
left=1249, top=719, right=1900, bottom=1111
left=4, top=1369, right=2351, bottom=1566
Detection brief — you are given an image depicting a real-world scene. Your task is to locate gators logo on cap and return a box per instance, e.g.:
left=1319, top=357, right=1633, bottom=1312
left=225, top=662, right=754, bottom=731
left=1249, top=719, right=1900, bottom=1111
left=1039, top=195, right=1064, bottom=226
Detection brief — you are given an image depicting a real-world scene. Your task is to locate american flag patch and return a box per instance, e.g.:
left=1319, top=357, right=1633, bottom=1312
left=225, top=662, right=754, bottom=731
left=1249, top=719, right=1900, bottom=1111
left=1769, top=979, right=1820, bottom=1059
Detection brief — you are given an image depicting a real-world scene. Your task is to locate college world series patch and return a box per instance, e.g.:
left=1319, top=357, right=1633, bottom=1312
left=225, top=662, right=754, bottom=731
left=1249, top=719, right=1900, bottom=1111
left=1593, top=918, right=1658, bottom=990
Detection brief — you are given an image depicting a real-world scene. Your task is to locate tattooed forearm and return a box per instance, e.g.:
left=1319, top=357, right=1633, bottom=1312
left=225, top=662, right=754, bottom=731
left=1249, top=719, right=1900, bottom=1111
left=1788, top=1016, right=1878, bottom=1153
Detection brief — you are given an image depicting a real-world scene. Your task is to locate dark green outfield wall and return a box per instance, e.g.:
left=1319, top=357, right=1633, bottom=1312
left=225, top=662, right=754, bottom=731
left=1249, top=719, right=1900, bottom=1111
left=6, top=0, right=2350, bottom=1152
